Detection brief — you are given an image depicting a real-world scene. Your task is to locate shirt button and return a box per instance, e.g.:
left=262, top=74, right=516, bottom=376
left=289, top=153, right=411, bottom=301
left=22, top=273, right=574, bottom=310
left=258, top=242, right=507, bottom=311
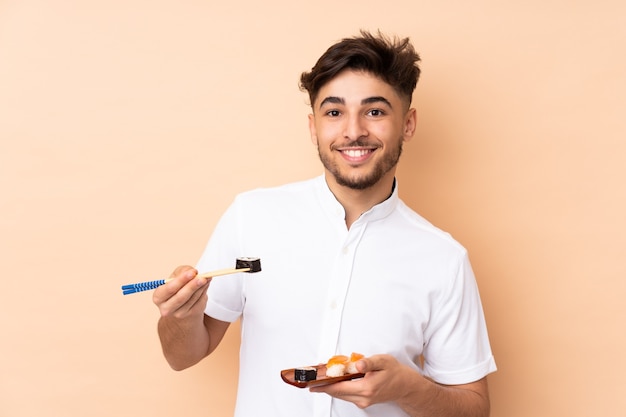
left=330, top=300, right=337, bottom=309
left=342, top=246, right=349, bottom=254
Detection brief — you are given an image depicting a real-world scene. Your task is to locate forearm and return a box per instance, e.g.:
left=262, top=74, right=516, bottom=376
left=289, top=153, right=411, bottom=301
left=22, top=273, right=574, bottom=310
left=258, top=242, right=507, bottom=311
left=157, top=314, right=210, bottom=371
left=397, top=373, right=490, bottom=417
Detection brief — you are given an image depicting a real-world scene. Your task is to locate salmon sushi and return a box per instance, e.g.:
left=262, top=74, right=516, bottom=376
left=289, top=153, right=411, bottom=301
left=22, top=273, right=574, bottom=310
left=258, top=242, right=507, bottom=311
left=325, top=352, right=364, bottom=377
left=325, top=355, right=349, bottom=377
left=346, top=352, right=364, bottom=374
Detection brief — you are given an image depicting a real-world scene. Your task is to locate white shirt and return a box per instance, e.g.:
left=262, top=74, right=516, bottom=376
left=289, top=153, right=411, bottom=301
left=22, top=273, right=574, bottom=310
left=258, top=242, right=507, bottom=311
left=199, top=175, right=496, bottom=417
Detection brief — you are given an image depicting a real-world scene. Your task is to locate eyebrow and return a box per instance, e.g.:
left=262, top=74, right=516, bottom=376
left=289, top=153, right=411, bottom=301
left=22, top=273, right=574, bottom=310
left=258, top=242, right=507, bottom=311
left=362, top=96, right=393, bottom=108
left=318, top=95, right=393, bottom=109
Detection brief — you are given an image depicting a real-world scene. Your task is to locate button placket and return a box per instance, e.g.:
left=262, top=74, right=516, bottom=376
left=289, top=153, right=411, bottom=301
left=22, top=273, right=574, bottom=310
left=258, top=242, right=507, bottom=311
left=316, top=222, right=367, bottom=363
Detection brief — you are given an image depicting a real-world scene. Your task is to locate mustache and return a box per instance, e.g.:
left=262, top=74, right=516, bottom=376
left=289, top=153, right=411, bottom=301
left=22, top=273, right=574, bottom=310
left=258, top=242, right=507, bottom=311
left=333, top=139, right=377, bottom=148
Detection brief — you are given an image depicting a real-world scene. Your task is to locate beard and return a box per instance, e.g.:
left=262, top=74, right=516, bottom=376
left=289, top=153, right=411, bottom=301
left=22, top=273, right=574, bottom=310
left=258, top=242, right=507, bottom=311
left=317, top=138, right=403, bottom=190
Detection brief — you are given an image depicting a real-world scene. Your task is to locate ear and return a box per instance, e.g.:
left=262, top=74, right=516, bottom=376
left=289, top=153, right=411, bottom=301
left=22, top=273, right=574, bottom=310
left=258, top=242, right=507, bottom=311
left=308, top=113, right=318, bottom=146
left=402, top=108, right=417, bottom=142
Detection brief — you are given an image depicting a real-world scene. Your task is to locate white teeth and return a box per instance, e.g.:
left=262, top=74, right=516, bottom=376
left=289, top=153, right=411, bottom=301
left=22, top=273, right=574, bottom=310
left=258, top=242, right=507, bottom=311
left=343, top=149, right=369, bottom=157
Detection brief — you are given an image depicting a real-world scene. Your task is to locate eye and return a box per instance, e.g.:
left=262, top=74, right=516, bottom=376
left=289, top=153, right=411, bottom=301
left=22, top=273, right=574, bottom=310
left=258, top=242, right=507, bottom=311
left=326, top=109, right=341, bottom=117
left=367, top=109, right=385, bottom=117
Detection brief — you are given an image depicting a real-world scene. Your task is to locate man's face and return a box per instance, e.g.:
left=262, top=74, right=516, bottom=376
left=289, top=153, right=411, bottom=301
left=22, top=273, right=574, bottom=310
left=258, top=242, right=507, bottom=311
left=308, top=70, right=416, bottom=191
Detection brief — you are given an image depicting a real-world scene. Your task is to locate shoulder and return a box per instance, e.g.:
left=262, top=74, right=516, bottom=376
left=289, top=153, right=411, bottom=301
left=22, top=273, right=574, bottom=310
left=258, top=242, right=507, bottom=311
left=392, top=199, right=468, bottom=257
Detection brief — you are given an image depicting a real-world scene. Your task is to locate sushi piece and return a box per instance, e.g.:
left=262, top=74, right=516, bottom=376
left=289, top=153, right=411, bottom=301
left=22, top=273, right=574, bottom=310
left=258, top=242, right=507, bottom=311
left=346, top=352, right=364, bottom=374
left=294, top=366, right=318, bottom=382
left=325, top=355, right=348, bottom=377
left=235, top=257, right=262, bottom=272
left=325, top=353, right=364, bottom=377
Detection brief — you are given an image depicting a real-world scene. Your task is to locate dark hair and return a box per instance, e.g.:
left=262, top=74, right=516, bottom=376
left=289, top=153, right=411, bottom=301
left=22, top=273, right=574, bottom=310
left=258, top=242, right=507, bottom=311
left=299, top=30, right=421, bottom=107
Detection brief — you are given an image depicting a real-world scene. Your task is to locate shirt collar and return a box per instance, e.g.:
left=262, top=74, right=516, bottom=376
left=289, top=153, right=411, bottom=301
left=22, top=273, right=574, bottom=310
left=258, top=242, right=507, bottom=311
left=314, top=174, right=399, bottom=224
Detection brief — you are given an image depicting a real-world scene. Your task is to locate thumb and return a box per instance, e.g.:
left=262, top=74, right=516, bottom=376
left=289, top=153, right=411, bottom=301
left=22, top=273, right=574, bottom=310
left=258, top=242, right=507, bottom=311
left=355, top=354, right=392, bottom=373
left=355, top=356, right=376, bottom=373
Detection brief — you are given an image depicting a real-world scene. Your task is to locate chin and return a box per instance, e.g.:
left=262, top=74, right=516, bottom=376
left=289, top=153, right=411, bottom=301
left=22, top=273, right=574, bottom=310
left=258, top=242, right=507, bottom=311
left=335, top=172, right=382, bottom=190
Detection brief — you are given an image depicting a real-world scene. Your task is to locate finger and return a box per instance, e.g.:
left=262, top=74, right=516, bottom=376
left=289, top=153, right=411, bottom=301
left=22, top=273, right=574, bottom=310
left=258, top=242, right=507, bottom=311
left=310, top=381, right=370, bottom=408
left=310, top=379, right=359, bottom=395
left=156, top=282, right=206, bottom=318
left=169, top=265, right=198, bottom=281
left=153, top=267, right=200, bottom=313
left=355, top=354, right=390, bottom=373
left=181, top=278, right=211, bottom=313
left=154, top=267, right=196, bottom=300
left=354, top=358, right=371, bottom=374
left=166, top=275, right=209, bottom=308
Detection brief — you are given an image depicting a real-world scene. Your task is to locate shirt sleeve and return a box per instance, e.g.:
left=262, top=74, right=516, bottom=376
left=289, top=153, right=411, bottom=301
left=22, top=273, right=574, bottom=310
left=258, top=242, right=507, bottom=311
left=422, top=251, right=497, bottom=384
left=197, top=197, right=246, bottom=323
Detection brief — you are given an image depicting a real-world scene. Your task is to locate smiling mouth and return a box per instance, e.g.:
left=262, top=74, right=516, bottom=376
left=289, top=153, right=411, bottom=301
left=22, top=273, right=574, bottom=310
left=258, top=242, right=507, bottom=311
left=337, top=147, right=378, bottom=164
left=341, top=149, right=373, bottom=158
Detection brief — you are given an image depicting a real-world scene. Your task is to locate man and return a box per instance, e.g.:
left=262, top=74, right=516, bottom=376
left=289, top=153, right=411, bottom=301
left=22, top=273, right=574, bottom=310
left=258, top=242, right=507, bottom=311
left=154, top=31, right=496, bottom=417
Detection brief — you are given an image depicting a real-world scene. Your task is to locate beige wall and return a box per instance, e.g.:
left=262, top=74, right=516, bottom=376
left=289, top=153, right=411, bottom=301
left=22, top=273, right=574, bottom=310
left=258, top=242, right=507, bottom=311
left=1, top=1, right=625, bottom=416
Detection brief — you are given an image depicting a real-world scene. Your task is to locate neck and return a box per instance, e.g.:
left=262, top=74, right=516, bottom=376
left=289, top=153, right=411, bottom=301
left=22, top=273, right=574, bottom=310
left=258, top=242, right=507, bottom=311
left=325, top=172, right=395, bottom=229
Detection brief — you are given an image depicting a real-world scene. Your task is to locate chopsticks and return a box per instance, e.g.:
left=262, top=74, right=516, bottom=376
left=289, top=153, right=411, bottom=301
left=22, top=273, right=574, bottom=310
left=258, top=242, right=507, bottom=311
left=121, top=266, right=251, bottom=295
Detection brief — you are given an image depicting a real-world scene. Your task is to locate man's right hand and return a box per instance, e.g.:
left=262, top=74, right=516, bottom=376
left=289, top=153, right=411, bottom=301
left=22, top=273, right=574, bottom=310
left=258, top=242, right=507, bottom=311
left=153, top=265, right=214, bottom=370
left=153, top=265, right=211, bottom=320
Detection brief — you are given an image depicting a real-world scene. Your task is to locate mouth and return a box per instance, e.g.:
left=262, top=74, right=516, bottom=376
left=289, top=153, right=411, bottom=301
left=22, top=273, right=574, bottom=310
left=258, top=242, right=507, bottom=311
left=338, top=147, right=376, bottom=163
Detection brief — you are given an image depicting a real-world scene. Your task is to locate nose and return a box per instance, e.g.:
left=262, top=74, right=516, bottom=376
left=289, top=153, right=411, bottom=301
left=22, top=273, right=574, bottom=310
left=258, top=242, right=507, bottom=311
left=343, top=114, right=368, bottom=141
